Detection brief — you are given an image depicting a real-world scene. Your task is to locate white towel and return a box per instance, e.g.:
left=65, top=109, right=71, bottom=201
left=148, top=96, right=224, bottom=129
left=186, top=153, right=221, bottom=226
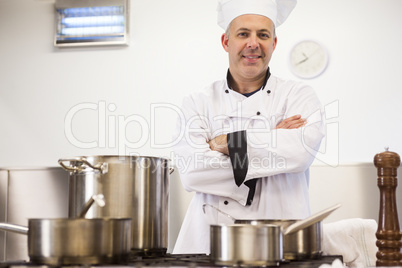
left=319, top=258, right=346, bottom=268
left=322, top=218, right=378, bottom=267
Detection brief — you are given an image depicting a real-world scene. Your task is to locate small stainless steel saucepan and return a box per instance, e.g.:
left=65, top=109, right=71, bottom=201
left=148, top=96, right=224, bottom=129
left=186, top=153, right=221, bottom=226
left=210, top=223, right=283, bottom=266
left=0, top=195, right=132, bottom=265
left=205, top=204, right=341, bottom=264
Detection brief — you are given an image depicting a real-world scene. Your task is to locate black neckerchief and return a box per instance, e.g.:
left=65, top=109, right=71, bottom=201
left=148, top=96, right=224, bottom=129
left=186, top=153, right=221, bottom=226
left=226, top=67, right=271, bottom=96
left=225, top=68, right=271, bottom=205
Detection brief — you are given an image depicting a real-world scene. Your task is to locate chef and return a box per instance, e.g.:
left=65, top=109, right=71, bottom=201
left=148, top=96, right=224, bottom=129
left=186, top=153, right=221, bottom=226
left=172, top=0, right=325, bottom=254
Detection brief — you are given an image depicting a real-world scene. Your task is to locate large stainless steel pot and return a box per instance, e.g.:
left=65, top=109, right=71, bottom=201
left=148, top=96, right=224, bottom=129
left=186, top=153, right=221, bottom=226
left=0, top=218, right=132, bottom=265
left=210, top=224, right=283, bottom=266
left=58, top=155, right=171, bottom=253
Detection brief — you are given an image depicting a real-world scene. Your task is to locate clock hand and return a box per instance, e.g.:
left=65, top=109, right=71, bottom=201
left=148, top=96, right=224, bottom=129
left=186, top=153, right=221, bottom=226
left=296, top=53, right=309, bottom=65
left=296, top=49, right=322, bottom=65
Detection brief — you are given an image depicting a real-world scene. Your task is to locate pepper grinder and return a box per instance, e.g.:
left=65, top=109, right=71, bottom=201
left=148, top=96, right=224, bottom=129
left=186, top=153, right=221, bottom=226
left=374, top=148, right=402, bottom=266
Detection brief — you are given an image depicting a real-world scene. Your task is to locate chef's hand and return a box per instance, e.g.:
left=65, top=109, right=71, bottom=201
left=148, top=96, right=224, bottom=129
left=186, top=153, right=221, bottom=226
left=208, top=134, right=229, bottom=155
left=275, top=114, right=306, bottom=129
left=209, top=115, right=305, bottom=154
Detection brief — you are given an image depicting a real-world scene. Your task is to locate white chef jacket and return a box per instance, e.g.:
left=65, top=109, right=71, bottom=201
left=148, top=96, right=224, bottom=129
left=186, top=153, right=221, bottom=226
left=172, top=74, right=325, bottom=254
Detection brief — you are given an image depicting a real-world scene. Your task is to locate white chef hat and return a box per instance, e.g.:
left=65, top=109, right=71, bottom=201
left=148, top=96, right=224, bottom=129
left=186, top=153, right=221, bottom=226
left=217, top=0, right=297, bottom=30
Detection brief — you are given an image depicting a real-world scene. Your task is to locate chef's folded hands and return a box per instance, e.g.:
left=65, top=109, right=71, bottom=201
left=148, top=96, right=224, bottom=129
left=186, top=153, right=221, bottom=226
left=207, top=114, right=306, bottom=155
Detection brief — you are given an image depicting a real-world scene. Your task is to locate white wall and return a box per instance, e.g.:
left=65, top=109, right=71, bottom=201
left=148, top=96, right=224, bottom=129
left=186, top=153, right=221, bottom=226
left=1, top=0, right=402, bottom=252
left=273, top=0, right=402, bottom=165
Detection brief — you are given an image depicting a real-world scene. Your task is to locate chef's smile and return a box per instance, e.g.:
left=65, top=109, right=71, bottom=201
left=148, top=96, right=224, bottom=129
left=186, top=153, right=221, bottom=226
left=242, top=54, right=262, bottom=64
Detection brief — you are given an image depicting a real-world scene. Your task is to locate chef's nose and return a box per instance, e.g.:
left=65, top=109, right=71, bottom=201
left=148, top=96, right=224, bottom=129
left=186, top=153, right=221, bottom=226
left=247, top=35, right=259, bottom=49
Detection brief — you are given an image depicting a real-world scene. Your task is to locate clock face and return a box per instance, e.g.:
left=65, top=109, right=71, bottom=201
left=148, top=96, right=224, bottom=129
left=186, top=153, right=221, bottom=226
left=289, top=40, right=328, bottom=79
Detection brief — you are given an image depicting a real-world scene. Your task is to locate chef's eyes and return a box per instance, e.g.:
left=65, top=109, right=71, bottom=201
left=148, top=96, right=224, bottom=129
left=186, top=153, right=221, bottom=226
left=237, top=32, right=271, bottom=39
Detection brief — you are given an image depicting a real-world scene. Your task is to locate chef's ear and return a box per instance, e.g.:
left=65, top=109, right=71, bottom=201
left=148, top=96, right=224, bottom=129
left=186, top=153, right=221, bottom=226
left=272, top=36, right=278, bottom=51
left=221, top=33, right=229, bottom=52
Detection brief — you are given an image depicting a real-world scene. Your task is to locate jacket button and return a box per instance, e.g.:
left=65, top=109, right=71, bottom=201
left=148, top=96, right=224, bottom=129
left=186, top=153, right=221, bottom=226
left=225, top=89, right=229, bottom=93
left=256, top=111, right=261, bottom=115
left=267, top=90, right=271, bottom=94
left=224, top=200, right=229, bottom=205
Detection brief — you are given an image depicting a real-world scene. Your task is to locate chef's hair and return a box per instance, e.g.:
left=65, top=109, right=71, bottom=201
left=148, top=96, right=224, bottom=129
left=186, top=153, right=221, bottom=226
left=225, top=22, right=232, bottom=37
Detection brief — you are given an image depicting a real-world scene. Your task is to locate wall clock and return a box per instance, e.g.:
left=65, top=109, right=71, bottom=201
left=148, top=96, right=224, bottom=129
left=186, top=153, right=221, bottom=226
left=289, top=40, right=329, bottom=79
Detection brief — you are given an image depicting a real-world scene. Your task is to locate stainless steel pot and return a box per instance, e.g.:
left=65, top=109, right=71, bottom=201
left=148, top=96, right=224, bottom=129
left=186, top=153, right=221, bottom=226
left=204, top=204, right=341, bottom=260
left=236, top=219, right=322, bottom=260
left=0, top=218, right=132, bottom=265
left=0, top=167, right=69, bottom=261
left=58, top=155, right=172, bottom=253
left=210, top=223, right=283, bottom=266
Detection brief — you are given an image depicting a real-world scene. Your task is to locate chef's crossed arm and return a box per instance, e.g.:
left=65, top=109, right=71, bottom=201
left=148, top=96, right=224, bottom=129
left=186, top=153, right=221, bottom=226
left=173, top=85, right=325, bottom=205
left=208, top=114, right=307, bottom=153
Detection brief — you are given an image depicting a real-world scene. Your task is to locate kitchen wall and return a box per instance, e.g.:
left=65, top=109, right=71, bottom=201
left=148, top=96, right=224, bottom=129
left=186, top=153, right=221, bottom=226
left=1, top=0, right=402, bottom=253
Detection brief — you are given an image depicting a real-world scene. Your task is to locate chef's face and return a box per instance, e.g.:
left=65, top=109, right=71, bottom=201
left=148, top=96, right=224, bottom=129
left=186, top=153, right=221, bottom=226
left=221, top=14, right=277, bottom=82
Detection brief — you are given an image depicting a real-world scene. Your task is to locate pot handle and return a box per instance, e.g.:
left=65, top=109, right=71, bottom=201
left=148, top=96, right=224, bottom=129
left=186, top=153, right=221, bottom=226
left=202, top=204, right=237, bottom=222
left=283, top=203, right=341, bottom=235
left=78, top=194, right=106, bottom=218
left=0, top=223, right=28, bottom=235
left=58, top=157, right=108, bottom=174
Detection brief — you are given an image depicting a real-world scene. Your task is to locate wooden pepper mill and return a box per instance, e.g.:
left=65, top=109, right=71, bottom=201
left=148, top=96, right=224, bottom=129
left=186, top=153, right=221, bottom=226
left=374, top=148, right=402, bottom=266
